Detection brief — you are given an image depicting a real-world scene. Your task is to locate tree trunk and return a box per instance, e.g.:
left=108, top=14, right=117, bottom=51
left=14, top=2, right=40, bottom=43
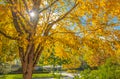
left=22, top=52, right=34, bottom=79
left=23, top=70, right=32, bottom=79
left=18, top=42, right=42, bottom=79
left=22, top=62, right=33, bottom=79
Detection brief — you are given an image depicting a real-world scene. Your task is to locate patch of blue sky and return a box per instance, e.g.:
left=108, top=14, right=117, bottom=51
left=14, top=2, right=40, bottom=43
left=108, top=16, right=118, bottom=24
left=112, top=17, right=118, bottom=23
left=63, top=0, right=75, bottom=11
left=107, top=17, right=120, bottom=30
left=114, top=26, right=120, bottom=30
left=53, top=0, right=74, bottom=13
left=69, top=23, right=77, bottom=30
left=80, top=15, right=87, bottom=26
left=65, top=20, right=77, bottom=31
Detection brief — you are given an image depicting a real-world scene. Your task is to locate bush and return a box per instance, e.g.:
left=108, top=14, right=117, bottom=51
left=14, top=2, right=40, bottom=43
left=80, top=59, right=120, bottom=79
left=0, top=62, right=11, bottom=74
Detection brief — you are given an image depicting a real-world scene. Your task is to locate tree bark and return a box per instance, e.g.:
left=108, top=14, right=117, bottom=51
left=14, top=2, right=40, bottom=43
left=23, top=68, right=33, bottom=79
left=22, top=51, right=34, bottom=79
left=22, top=60, right=34, bottom=79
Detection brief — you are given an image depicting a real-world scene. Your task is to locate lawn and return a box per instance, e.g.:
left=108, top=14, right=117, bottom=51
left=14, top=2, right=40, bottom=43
left=0, top=73, right=63, bottom=79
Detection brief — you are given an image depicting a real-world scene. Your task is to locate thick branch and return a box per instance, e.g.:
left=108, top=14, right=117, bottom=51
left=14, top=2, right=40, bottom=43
left=7, top=0, right=23, bottom=34
left=33, top=46, right=43, bottom=67
left=34, top=43, right=41, bottom=60
left=33, top=38, right=48, bottom=67
left=25, top=43, right=34, bottom=60
left=18, top=46, right=25, bottom=62
left=17, top=16, right=31, bottom=34
left=0, top=30, right=18, bottom=40
left=11, top=9, right=23, bottom=34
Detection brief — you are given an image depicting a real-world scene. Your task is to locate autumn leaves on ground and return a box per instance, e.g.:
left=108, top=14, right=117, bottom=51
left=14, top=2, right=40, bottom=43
left=0, top=0, right=120, bottom=79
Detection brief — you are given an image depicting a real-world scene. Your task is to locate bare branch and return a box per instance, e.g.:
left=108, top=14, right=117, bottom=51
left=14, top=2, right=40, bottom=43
left=22, top=0, right=29, bottom=14
left=38, top=0, right=59, bottom=13
left=49, top=31, right=81, bottom=36
left=49, top=26, right=106, bottom=36
left=43, top=3, right=79, bottom=36
left=49, top=3, right=79, bottom=26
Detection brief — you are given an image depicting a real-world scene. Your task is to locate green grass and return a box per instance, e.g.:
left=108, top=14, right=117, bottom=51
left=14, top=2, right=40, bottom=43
left=0, top=73, right=62, bottom=79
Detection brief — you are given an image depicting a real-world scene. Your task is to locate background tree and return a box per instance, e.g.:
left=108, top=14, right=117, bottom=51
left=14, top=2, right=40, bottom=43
left=70, top=0, right=120, bottom=67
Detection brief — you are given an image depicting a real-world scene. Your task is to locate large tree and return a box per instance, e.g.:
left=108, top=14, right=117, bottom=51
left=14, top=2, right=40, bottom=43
left=0, top=0, right=78, bottom=79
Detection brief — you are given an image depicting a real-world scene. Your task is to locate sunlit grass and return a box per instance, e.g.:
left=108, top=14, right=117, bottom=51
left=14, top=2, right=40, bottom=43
left=0, top=73, right=62, bottom=79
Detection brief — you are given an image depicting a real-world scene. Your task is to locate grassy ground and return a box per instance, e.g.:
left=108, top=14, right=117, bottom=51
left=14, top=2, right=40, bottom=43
left=0, top=73, right=62, bottom=79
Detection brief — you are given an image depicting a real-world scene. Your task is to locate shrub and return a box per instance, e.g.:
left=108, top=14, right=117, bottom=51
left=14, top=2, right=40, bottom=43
left=0, top=62, right=11, bottom=74
left=80, top=58, right=120, bottom=79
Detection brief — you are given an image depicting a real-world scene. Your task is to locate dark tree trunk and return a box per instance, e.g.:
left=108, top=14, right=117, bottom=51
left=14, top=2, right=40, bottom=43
left=22, top=52, right=34, bottom=79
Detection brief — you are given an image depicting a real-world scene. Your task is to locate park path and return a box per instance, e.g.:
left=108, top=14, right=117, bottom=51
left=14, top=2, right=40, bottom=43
left=55, top=71, right=81, bottom=79
left=33, top=72, right=80, bottom=79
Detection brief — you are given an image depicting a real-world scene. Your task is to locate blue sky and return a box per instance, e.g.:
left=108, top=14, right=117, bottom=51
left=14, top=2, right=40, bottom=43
left=114, top=26, right=120, bottom=30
